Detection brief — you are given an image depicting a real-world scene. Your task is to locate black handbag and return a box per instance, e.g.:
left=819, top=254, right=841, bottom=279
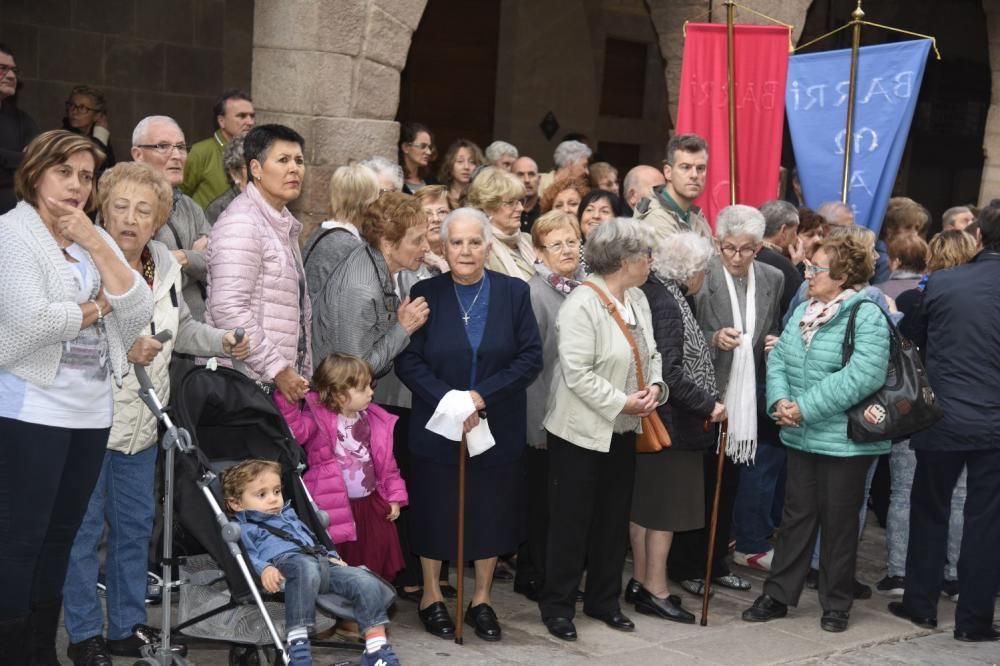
left=842, top=301, right=942, bottom=443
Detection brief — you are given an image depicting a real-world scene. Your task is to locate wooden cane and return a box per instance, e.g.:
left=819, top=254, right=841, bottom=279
left=701, top=418, right=729, bottom=626
left=454, top=435, right=467, bottom=644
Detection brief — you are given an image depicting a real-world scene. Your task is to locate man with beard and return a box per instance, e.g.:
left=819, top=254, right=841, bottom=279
left=635, top=133, right=713, bottom=242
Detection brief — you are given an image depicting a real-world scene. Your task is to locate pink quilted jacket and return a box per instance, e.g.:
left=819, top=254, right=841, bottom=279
left=205, top=183, right=312, bottom=382
left=275, top=391, right=408, bottom=544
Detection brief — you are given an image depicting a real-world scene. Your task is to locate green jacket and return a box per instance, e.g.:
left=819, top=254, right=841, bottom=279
left=182, top=129, right=228, bottom=208
left=766, top=291, right=891, bottom=457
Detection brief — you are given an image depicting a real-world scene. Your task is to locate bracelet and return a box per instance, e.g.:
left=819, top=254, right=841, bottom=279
left=89, top=297, right=104, bottom=324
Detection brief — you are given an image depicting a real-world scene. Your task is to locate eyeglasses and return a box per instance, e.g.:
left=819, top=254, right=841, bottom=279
left=0, top=64, right=19, bottom=76
left=803, top=262, right=831, bottom=277
left=135, top=143, right=190, bottom=155
left=543, top=239, right=581, bottom=253
left=719, top=243, right=758, bottom=258
left=408, top=142, right=435, bottom=153
left=66, top=103, right=98, bottom=114
left=501, top=198, right=525, bottom=208
left=424, top=208, right=450, bottom=220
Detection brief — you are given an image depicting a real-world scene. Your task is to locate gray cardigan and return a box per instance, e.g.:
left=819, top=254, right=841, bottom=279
left=0, top=201, right=153, bottom=387
left=525, top=272, right=571, bottom=448
left=154, top=191, right=211, bottom=321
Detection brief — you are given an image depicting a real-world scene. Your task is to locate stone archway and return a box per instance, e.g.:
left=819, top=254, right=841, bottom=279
left=251, top=0, right=429, bottom=230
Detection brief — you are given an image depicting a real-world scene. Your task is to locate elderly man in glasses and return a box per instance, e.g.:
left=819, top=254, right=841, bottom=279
left=132, top=115, right=212, bottom=323
left=0, top=43, right=40, bottom=214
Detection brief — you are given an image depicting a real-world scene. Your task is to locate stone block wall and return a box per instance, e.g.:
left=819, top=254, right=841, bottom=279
left=0, top=0, right=253, bottom=166
left=252, top=0, right=428, bottom=233
left=980, top=0, right=1000, bottom=203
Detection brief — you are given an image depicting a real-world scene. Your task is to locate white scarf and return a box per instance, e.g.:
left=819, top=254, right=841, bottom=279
left=488, top=226, right=537, bottom=281
left=722, top=264, right=757, bottom=464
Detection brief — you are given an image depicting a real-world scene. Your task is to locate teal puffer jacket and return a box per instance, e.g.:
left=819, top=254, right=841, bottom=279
left=766, top=291, right=891, bottom=457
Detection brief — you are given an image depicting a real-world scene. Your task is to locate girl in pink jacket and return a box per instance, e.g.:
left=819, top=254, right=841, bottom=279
left=276, top=354, right=408, bottom=580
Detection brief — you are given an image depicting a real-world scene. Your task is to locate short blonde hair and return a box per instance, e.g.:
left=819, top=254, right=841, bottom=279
left=15, top=130, right=106, bottom=211
left=531, top=210, right=580, bottom=249
left=466, top=167, right=524, bottom=213
left=330, top=163, right=379, bottom=227
left=926, top=229, right=978, bottom=273
left=588, top=162, right=617, bottom=187
left=413, top=184, right=449, bottom=207
left=223, top=459, right=281, bottom=513
left=98, top=162, right=174, bottom=232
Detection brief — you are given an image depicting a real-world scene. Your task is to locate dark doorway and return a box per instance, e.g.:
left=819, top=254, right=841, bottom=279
left=397, top=0, right=501, bottom=174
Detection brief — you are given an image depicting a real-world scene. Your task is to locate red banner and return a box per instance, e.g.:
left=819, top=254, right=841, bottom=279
left=675, top=23, right=790, bottom=228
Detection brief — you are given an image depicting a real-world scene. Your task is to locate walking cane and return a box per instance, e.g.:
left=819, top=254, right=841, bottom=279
left=454, top=434, right=467, bottom=644
left=701, top=418, right=729, bottom=626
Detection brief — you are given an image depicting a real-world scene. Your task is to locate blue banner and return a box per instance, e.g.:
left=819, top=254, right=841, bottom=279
left=785, top=39, right=931, bottom=235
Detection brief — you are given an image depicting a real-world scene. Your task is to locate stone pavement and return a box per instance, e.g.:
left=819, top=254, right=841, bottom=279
left=56, top=515, right=999, bottom=665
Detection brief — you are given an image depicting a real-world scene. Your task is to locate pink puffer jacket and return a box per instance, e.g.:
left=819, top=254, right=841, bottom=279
left=205, top=183, right=312, bottom=382
left=275, top=391, right=408, bottom=544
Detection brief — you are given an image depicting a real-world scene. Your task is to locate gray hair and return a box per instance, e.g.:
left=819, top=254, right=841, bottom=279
left=440, top=207, right=493, bottom=245
left=359, top=156, right=404, bottom=191
left=760, top=199, right=799, bottom=238
left=584, top=217, right=652, bottom=275
left=485, top=140, right=518, bottom=162
left=817, top=201, right=854, bottom=226
left=716, top=204, right=766, bottom=241
left=132, top=115, right=183, bottom=146
left=653, top=232, right=714, bottom=283
left=942, top=205, right=971, bottom=228
left=553, top=140, right=592, bottom=168
left=222, top=135, right=245, bottom=175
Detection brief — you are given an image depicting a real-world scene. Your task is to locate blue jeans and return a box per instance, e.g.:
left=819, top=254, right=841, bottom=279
left=886, top=442, right=966, bottom=578
left=732, top=441, right=787, bottom=554
left=274, top=552, right=390, bottom=633
left=811, top=455, right=879, bottom=570
left=63, top=445, right=157, bottom=642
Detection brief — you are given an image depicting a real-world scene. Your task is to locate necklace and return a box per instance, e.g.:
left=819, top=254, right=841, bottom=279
left=454, top=277, right=486, bottom=326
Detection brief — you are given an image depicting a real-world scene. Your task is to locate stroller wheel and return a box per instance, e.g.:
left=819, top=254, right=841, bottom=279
left=229, top=645, right=280, bottom=666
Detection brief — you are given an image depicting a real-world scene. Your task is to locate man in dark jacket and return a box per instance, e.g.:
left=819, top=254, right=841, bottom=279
left=0, top=44, right=39, bottom=214
left=892, top=204, right=1000, bottom=643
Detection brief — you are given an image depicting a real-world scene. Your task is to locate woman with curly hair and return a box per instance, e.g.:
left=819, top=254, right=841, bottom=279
left=539, top=176, right=589, bottom=215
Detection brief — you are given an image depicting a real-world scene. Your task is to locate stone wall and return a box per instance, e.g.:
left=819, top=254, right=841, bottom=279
left=0, top=0, right=254, bottom=163
left=980, top=0, right=1000, bottom=203
left=251, top=0, right=428, bottom=232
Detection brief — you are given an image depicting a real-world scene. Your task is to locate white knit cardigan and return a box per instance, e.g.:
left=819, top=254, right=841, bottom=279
left=0, top=201, right=153, bottom=387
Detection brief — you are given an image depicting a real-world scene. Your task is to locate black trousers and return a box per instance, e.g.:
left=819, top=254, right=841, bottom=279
left=668, top=450, right=739, bottom=582
left=515, top=446, right=549, bottom=586
left=539, top=431, right=635, bottom=620
left=0, top=417, right=108, bottom=620
left=764, top=449, right=874, bottom=612
left=903, top=448, right=1000, bottom=633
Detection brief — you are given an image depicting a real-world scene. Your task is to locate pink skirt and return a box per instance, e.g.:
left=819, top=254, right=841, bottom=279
left=335, top=492, right=405, bottom=581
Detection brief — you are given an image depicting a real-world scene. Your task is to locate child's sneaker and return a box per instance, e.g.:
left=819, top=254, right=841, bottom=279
left=361, top=644, right=401, bottom=666
left=286, top=638, right=313, bottom=666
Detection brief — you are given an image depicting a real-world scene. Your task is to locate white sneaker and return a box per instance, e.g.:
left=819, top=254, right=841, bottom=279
left=733, top=549, right=774, bottom=572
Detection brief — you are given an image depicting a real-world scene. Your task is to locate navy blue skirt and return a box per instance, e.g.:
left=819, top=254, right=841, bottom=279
left=407, top=454, right=526, bottom=561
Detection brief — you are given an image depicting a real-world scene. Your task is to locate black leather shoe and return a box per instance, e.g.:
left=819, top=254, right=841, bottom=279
left=887, top=601, right=937, bottom=629
left=514, top=579, right=543, bottom=601
left=543, top=616, right=577, bottom=641
left=624, top=578, right=641, bottom=604
left=853, top=579, right=872, bottom=600
left=67, top=636, right=113, bottom=666
left=441, top=584, right=458, bottom=599
left=953, top=625, right=1000, bottom=642
left=584, top=609, right=635, bottom=632
left=418, top=601, right=456, bottom=639
left=741, top=594, right=788, bottom=622
left=492, top=561, right=514, bottom=581
left=106, top=624, right=187, bottom=658
left=395, top=586, right=422, bottom=603
left=464, top=603, right=502, bottom=641
left=634, top=587, right=695, bottom=624
left=820, top=610, right=849, bottom=632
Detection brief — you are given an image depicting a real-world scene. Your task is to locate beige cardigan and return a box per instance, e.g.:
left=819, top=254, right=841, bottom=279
left=543, top=274, right=667, bottom=452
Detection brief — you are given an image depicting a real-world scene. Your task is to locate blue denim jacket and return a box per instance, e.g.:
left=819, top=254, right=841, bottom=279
left=234, top=504, right=338, bottom=575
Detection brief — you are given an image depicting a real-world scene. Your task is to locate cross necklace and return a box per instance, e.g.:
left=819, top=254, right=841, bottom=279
left=454, top=277, right=486, bottom=327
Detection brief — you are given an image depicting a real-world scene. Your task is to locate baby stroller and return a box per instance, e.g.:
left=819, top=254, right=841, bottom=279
left=136, top=360, right=395, bottom=665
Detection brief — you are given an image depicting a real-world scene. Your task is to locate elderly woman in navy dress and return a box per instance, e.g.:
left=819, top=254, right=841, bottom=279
left=395, top=207, right=542, bottom=643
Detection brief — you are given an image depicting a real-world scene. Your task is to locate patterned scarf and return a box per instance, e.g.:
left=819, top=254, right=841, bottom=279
left=534, top=260, right=585, bottom=295
left=798, top=288, right=858, bottom=350
left=663, top=277, right=717, bottom=396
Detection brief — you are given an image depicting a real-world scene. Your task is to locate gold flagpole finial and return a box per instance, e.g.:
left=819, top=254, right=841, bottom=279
left=852, top=1, right=865, bottom=22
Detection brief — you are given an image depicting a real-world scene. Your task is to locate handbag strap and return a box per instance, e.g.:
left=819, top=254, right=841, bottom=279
left=841, top=299, right=901, bottom=368
left=582, top=282, right=647, bottom=389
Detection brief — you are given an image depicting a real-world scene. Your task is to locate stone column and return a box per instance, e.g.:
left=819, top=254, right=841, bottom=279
left=979, top=0, right=1000, bottom=203
left=251, top=0, right=428, bottom=233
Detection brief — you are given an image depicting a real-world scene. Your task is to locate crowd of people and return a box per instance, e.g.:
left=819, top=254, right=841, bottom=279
left=1, top=52, right=999, bottom=666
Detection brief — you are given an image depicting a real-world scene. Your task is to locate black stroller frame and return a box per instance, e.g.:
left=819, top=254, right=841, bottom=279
left=135, top=350, right=386, bottom=665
